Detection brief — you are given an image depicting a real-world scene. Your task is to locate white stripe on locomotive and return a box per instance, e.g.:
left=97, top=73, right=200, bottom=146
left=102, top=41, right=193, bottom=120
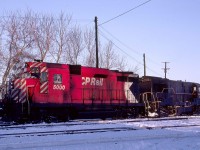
left=40, top=66, right=48, bottom=94
left=40, top=82, right=48, bottom=93
left=12, top=79, right=27, bottom=103
left=30, top=62, right=43, bottom=68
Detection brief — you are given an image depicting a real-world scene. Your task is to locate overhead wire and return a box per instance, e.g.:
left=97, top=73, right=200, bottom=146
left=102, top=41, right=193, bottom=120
left=99, top=29, right=162, bottom=76
left=99, top=29, right=143, bottom=65
left=99, top=26, right=142, bottom=56
left=99, top=26, right=162, bottom=67
left=96, top=0, right=162, bottom=76
left=99, top=0, right=152, bottom=26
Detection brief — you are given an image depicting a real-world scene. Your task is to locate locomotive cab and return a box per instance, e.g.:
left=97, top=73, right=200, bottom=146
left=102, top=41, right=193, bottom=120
left=3, top=61, right=72, bottom=121
left=25, top=62, right=71, bottom=104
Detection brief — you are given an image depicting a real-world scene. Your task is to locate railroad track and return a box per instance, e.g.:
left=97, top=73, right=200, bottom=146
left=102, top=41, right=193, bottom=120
left=0, top=115, right=199, bottom=131
left=146, top=124, right=200, bottom=130
left=0, top=116, right=196, bottom=129
left=0, top=127, right=137, bottom=138
left=113, top=116, right=190, bottom=124
left=0, top=121, right=103, bottom=130
left=0, top=116, right=200, bottom=140
left=1, top=123, right=200, bottom=139
left=0, top=116, right=190, bottom=129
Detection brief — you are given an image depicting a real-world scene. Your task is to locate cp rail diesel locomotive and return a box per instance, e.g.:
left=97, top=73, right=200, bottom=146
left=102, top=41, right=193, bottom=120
left=1, top=61, right=200, bottom=122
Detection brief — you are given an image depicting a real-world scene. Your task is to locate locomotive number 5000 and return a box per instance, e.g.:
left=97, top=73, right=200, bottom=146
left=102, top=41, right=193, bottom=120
left=53, top=85, right=65, bottom=90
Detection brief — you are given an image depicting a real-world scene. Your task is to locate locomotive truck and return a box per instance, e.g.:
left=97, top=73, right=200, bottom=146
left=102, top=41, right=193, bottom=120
left=1, top=60, right=200, bottom=122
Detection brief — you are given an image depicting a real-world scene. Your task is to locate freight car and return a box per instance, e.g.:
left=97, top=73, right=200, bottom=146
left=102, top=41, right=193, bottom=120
left=1, top=61, right=200, bottom=122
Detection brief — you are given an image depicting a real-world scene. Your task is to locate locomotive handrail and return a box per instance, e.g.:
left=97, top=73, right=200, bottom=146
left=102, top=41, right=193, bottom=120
left=155, top=88, right=194, bottom=108
left=81, top=88, right=128, bottom=105
left=161, top=88, right=175, bottom=94
left=156, top=88, right=192, bottom=98
left=140, top=92, right=160, bottom=117
left=140, top=92, right=156, bottom=102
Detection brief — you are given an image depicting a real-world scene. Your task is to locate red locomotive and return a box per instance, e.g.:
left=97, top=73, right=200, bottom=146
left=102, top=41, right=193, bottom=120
left=3, top=61, right=140, bottom=122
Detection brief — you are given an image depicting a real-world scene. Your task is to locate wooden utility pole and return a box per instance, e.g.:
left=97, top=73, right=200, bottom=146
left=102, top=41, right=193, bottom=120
left=94, top=16, right=99, bottom=68
left=162, top=62, right=170, bottom=79
left=143, top=53, right=146, bottom=76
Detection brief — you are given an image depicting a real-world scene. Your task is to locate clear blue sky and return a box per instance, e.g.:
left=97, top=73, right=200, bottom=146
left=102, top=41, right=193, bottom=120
left=1, top=0, right=200, bottom=83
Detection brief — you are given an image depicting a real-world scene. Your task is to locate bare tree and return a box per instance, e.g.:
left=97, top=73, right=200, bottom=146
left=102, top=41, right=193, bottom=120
left=66, top=25, right=84, bottom=65
left=116, top=56, right=127, bottom=71
left=0, top=10, right=137, bottom=86
left=32, top=13, right=54, bottom=61
left=0, top=21, right=5, bottom=78
left=128, top=65, right=140, bottom=74
left=101, top=41, right=117, bottom=69
left=51, top=12, right=72, bottom=63
left=83, top=28, right=96, bottom=67
left=0, top=11, right=34, bottom=85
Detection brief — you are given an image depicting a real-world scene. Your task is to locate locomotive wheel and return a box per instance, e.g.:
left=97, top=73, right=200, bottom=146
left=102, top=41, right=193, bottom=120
left=127, top=108, right=138, bottom=118
left=158, top=106, right=170, bottom=117
left=59, top=111, right=71, bottom=122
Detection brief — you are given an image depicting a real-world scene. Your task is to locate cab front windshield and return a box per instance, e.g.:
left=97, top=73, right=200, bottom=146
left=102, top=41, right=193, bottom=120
left=22, top=67, right=40, bottom=79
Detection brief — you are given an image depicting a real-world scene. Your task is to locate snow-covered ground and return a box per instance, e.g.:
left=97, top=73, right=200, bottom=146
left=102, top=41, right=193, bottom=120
left=0, top=116, right=200, bottom=150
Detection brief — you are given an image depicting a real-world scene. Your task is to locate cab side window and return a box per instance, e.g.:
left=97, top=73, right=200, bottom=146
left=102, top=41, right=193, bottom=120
left=40, top=72, right=48, bottom=83
left=54, top=74, right=62, bottom=84
left=31, top=67, right=40, bottom=78
left=31, top=67, right=39, bottom=74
